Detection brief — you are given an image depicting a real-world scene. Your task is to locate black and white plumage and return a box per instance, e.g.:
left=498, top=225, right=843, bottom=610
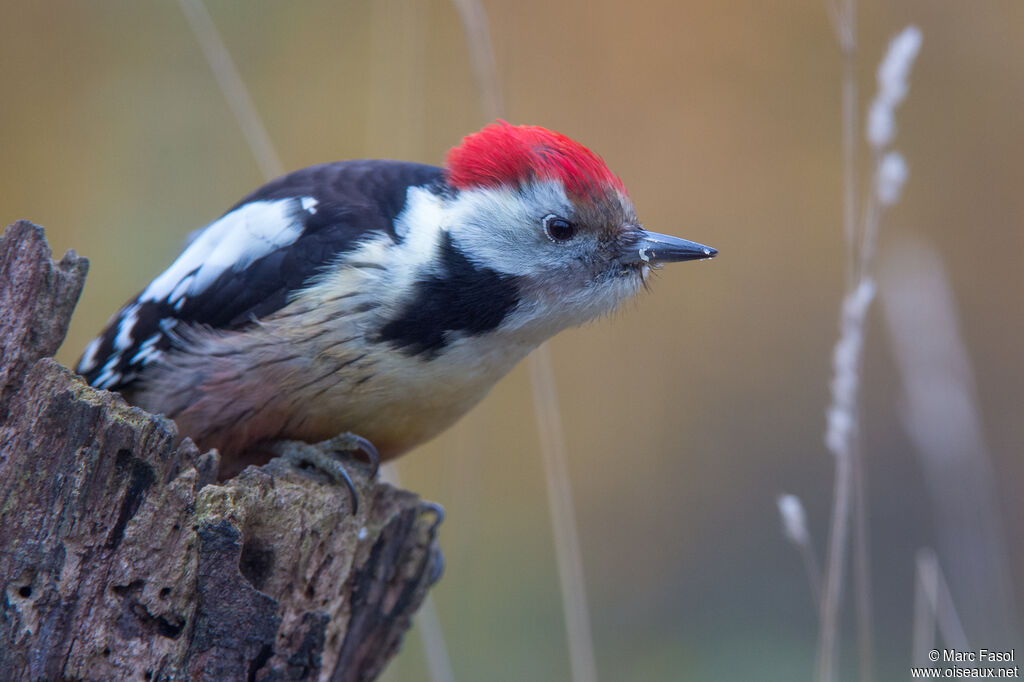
left=78, top=160, right=443, bottom=391
left=77, top=122, right=716, bottom=475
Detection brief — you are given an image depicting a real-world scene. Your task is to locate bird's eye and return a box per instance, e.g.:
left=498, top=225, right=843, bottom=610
left=543, top=215, right=577, bottom=242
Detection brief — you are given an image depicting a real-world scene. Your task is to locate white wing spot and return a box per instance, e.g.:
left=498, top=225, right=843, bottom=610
left=79, top=337, right=102, bottom=373
left=93, top=361, right=122, bottom=389
left=114, top=304, right=141, bottom=352
left=301, top=197, right=318, bottom=214
left=130, top=335, right=163, bottom=365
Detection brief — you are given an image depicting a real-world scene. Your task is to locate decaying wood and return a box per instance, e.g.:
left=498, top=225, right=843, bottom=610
left=0, top=221, right=444, bottom=681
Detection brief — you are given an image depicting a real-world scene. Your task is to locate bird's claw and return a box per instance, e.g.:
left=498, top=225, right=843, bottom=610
left=419, top=501, right=446, bottom=532
left=269, top=432, right=380, bottom=515
left=320, top=432, right=380, bottom=478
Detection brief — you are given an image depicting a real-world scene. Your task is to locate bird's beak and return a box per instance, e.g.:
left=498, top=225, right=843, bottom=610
left=620, top=229, right=717, bottom=265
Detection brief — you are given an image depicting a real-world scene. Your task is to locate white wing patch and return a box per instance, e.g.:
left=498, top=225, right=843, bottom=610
left=141, top=198, right=313, bottom=306
left=80, top=197, right=316, bottom=389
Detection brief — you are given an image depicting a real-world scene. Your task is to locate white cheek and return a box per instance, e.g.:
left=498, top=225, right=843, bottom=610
left=445, top=181, right=573, bottom=276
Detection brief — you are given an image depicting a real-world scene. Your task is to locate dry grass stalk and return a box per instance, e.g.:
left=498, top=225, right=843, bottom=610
left=815, top=16, right=921, bottom=682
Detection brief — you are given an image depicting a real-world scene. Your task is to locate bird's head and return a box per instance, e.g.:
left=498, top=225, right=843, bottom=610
left=441, top=121, right=716, bottom=335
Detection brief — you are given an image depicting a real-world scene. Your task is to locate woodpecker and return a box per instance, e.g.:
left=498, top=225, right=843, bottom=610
left=77, top=121, right=716, bottom=485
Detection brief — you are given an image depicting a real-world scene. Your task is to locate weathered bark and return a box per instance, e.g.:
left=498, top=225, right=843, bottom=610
left=0, top=221, right=443, bottom=681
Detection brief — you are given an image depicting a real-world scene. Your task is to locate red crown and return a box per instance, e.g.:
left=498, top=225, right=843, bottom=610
left=446, top=121, right=626, bottom=200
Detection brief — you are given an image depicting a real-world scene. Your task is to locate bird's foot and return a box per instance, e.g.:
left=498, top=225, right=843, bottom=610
left=268, top=432, right=380, bottom=515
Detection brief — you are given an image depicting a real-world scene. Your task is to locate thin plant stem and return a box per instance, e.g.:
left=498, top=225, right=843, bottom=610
left=911, top=548, right=938, bottom=666
left=817, top=435, right=852, bottom=682
left=912, top=548, right=970, bottom=665
left=381, top=465, right=457, bottom=682
left=847, top=166, right=883, bottom=682
left=851, top=432, right=875, bottom=682
left=176, top=0, right=284, bottom=180
left=528, top=347, right=600, bottom=682
left=838, top=4, right=877, bottom=677
left=801, top=536, right=824, bottom=612
left=818, top=1, right=879, bottom=680
left=450, top=0, right=504, bottom=121
left=839, top=0, right=858, bottom=290
left=932, top=553, right=970, bottom=651
left=177, top=4, right=455, bottom=680
left=417, top=597, right=458, bottom=682
left=818, top=1, right=858, bottom=680
left=820, top=17, right=923, bottom=682
left=450, top=2, right=599, bottom=680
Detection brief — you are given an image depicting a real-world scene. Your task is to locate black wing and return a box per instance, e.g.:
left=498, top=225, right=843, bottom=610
left=77, top=160, right=444, bottom=390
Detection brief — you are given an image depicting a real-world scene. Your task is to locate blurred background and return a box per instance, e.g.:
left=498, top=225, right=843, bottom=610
left=2, top=1, right=1022, bottom=679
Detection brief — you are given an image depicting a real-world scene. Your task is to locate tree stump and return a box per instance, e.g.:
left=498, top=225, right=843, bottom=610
left=0, top=221, right=444, bottom=681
